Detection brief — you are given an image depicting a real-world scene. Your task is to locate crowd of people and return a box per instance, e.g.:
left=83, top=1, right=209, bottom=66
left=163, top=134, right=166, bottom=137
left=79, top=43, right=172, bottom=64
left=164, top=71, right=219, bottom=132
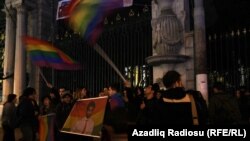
left=1, top=70, right=250, bottom=141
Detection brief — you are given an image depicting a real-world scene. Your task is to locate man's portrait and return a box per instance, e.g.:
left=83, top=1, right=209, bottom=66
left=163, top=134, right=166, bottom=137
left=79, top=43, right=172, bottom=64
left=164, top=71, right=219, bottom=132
left=61, top=96, right=108, bottom=138
left=71, top=101, right=96, bottom=134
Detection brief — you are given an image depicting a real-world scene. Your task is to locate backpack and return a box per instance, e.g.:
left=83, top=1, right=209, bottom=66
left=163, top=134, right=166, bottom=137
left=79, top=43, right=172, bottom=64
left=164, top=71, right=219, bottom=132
left=186, top=90, right=209, bottom=125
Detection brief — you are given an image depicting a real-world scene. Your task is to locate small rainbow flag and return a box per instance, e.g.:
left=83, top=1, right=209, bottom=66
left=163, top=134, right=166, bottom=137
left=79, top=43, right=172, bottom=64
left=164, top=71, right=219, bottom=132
left=24, top=36, right=81, bottom=70
left=67, top=0, right=133, bottom=44
left=39, top=114, right=56, bottom=141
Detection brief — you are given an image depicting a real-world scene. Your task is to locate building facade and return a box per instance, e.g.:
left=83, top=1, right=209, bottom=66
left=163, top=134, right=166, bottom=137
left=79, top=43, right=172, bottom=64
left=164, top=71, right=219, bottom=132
left=1, top=0, right=208, bottom=103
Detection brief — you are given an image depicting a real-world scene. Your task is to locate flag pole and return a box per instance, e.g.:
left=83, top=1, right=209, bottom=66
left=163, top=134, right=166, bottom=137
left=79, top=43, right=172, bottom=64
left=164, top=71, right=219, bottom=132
left=93, top=44, right=126, bottom=82
left=39, top=68, right=49, bottom=85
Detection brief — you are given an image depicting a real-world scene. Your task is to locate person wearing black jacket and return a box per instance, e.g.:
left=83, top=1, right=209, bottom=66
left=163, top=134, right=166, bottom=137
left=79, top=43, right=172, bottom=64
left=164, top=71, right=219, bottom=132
left=2, top=94, right=17, bottom=141
left=16, top=87, right=39, bottom=141
left=209, top=82, right=242, bottom=124
left=160, top=70, right=194, bottom=125
left=136, top=83, right=160, bottom=125
left=55, top=93, right=74, bottom=141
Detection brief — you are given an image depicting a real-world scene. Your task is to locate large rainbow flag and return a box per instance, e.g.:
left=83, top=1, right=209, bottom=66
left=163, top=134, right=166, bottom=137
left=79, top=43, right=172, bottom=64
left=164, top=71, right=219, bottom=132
left=39, top=114, right=56, bottom=141
left=24, top=36, right=81, bottom=70
left=67, top=0, right=133, bottom=44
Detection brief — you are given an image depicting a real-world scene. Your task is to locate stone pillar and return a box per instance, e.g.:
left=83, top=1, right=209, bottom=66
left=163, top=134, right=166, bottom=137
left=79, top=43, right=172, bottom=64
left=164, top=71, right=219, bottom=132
left=27, top=9, right=39, bottom=90
left=13, top=5, right=27, bottom=97
left=2, top=8, right=16, bottom=102
left=194, top=0, right=208, bottom=104
left=26, top=8, right=40, bottom=102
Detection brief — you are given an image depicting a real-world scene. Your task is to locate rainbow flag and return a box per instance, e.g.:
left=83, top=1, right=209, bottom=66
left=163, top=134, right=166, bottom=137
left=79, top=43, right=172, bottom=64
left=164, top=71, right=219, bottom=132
left=24, top=36, right=81, bottom=70
left=39, top=114, right=56, bottom=141
left=67, top=0, right=133, bottom=44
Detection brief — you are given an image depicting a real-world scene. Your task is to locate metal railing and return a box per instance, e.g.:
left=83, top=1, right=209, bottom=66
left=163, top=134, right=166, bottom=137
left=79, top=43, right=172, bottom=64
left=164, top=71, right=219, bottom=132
left=207, top=28, right=250, bottom=91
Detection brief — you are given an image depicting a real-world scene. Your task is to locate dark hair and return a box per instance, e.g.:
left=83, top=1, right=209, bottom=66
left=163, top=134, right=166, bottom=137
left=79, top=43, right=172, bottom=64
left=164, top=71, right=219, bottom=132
left=87, top=101, right=96, bottom=109
left=50, top=88, right=59, bottom=95
left=22, top=87, right=36, bottom=97
left=59, top=86, right=67, bottom=90
left=135, top=86, right=144, bottom=94
left=151, top=83, right=160, bottom=93
left=62, top=92, right=73, bottom=99
left=163, top=70, right=181, bottom=88
left=50, top=88, right=60, bottom=99
left=42, top=95, right=52, bottom=103
left=109, top=82, right=121, bottom=92
left=5, top=94, right=17, bottom=105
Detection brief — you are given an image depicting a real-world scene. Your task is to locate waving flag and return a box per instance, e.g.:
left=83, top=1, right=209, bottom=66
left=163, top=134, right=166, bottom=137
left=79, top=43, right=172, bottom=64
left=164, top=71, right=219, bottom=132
left=57, top=0, right=71, bottom=20
left=24, top=36, right=81, bottom=70
left=39, top=114, right=56, bottom=141
left=67, top=0, right=133, bottom=44
left=57, top=0, right=133, bottom=20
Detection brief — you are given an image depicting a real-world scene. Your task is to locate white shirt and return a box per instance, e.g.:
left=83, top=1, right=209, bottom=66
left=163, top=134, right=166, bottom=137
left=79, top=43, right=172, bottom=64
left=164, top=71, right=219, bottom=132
left=71, top=117, right=94, bottom=134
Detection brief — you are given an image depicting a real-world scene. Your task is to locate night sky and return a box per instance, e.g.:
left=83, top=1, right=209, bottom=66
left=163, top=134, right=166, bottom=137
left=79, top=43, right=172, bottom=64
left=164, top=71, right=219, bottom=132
left=205, top=0, right=250, bottom=32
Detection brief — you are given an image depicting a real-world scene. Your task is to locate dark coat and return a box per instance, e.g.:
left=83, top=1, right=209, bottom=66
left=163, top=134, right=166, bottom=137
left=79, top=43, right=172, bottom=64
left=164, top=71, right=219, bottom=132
left=209, top=92, right=242, bottom=124
left=159, top=87, right=193, bottom=125
left=16, top=98, right=39, bottom=128
left=2, top=102, right=17, bottom=129
left=136, top=97, right=161, bottom=125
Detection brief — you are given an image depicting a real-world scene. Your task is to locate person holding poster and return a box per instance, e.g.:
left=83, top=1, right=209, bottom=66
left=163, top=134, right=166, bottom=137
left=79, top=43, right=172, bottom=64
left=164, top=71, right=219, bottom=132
left=61, top=96, right=108, bottom=138
left=71, top=101, right=96, bottom=134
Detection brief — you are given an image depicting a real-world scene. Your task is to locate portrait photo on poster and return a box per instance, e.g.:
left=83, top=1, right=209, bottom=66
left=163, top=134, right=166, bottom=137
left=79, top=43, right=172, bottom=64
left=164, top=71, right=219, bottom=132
left=61, top=96, right=108, bottom=138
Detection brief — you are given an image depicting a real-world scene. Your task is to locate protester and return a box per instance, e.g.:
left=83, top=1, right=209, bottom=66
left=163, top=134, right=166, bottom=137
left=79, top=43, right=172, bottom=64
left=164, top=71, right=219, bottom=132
left=160, top=70, right=200, bottom=125
left=136, top=83, right=160, bottom=125
left=16, top=87, right=39, bottom=141
left=40, top=95, right=55, bottom=115
left=55, top=92, right=74, bottom=141
left=2, top=94, right=17, bottom=141
left=209, top=82, right=242, bottom=124
left=104, top=82, right=127, bottom=133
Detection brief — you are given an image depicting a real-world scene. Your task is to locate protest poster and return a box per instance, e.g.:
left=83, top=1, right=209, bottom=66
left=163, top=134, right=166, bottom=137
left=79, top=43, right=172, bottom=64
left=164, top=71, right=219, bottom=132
left=61, top=96, right=108, bottom=138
